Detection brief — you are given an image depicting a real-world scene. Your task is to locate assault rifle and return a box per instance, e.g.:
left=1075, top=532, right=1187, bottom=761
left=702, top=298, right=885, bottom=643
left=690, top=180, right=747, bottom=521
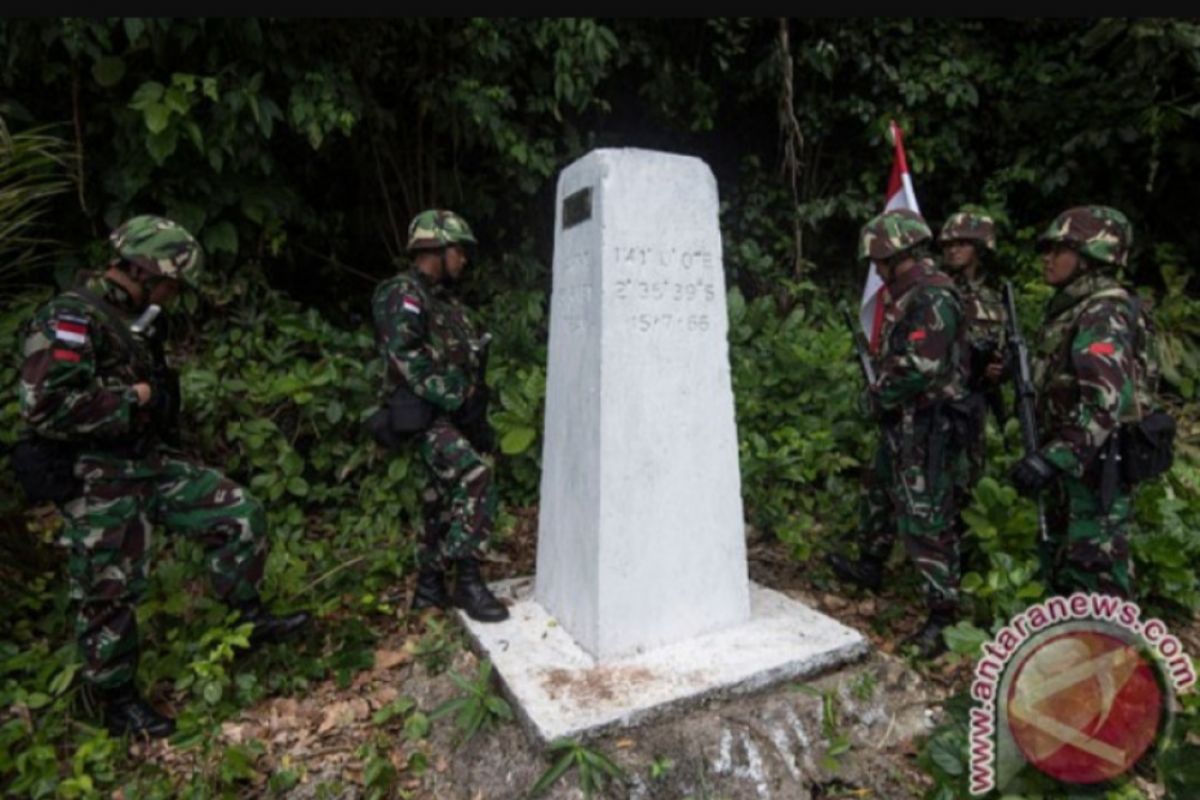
left=1002, top=281, right=1054, bottom=580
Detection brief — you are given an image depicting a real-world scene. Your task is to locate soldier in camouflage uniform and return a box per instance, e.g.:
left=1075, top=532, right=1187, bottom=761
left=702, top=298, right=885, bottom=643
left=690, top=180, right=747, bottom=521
left=1009, top=206, right=1148, bottom=599
left=827, top=209, right=970, bottom=658
left=939, top=210, right=1007, bottom=492
left=938, top=211, right=1007, bottom=581
left=16, top=215, right=310, bottom=739
left=371, top=209, right=508, bottom=622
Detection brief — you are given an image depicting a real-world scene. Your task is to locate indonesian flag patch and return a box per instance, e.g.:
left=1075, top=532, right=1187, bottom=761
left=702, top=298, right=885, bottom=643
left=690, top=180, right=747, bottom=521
left=1088, top=341, right=1116, bottom=356
left=401, top=294, right=422, bottom=315
left=54, top=315, right=89, bottom=346
left=908, top=329, right=927, bottom=342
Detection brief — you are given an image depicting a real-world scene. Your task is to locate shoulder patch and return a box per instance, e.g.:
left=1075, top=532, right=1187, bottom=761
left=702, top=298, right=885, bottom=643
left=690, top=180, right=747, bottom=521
left=53, top=314, right=90, bottom=347
left=908, top=329, right=928, bottom=342
left=1088, top=341, right=1116, bottom=356
left=401, top=294, right=422, bottom=315
left=53, top=348, right=82, bottom=362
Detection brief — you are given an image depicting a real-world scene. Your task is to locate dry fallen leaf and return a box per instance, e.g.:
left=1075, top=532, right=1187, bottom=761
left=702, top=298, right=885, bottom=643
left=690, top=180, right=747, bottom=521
left=374, top=648, right=411, bottom=670
left=369, top=685, right=400, bottom=710
left=221, top=721, right=247, bottom=745
left=615, top=738, right=636, bottom=749
left=318, top=698, right=371, bottom=734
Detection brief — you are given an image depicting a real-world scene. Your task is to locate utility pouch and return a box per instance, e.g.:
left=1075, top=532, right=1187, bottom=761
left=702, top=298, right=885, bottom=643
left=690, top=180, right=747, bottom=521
left=10, top=435, right=82, bottom=504
left=365, top=385, right=436, bottom=450
left=1119, top=410, right=1176, bottom=485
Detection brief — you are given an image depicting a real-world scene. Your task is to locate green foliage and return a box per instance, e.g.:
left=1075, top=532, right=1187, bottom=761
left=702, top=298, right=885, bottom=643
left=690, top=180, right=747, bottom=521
left=428, top=658, right=513, bottom=746
left=648, top=755, right=674, bottom=781
left=959, top=474, right=1047, bottom=623
left=728, top=283, right=868, bottom=557
left=0, top=116, right=74, bottom=300
left=408, top=614, right=463, bottom=676
left=791, top=682, right=853, bottom=772
left=356, top=737, right=399, bottom=800
left=1148, top=257, right=1200, bottom=400
left=528, top=738, right=627, bottom=799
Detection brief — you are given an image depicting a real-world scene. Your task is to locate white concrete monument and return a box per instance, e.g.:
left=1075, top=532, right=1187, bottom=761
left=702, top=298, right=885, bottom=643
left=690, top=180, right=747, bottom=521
left=535, top=148, right=750, bottom=659
left=458, top=148, right=868, bottom=745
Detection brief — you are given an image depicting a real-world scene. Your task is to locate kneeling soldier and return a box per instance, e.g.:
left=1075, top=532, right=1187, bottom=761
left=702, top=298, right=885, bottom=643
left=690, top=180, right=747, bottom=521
left=15, top=215, right=310, bottom=739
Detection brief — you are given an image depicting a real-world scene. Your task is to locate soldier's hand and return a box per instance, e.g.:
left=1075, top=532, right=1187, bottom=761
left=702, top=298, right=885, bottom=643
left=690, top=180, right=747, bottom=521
left=1009, top=452, right=1058, bottom=497
left=985, top=360, right=1004, bottom=383
left=133, top=382, right=153, bottom=406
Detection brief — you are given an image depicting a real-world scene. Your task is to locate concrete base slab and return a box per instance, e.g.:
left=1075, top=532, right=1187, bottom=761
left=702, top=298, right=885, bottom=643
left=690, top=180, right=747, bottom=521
left=456, top=577, right=871, bottom=746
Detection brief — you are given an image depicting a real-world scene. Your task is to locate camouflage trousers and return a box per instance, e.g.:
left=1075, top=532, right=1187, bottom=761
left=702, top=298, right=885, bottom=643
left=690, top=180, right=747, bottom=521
left=1045, top=475, right=1133, bottom=598
left=959, top=393, right=989, bottom=491
left=417, top=418, right=497, bottom=571
left=951, top=394, right=989, bottom=554
left=59, top=450, right=267, bottom=689
left=857, top=418, right=966, bottom=612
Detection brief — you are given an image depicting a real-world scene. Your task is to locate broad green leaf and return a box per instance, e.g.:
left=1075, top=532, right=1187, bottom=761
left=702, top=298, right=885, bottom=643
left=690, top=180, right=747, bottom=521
left=202, top=221, right=238, bottom=256
left=143, top=103, right=172, bottom=134
left=92, top=56, right=126, bottom=88
left=128, top=80, right=164, bottom=110
left=145, top=128, right=178, bottom=164
left=500, top=426, right=536, bottom=454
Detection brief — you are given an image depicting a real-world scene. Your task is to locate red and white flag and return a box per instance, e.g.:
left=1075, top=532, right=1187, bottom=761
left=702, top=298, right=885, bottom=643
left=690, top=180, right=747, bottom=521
left=859, top=120, right=921, bottom=352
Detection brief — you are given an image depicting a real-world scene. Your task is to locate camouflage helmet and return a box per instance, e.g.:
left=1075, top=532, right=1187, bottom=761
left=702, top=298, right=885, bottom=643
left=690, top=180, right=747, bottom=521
left=406, top=209, right=477, bottom=252
left=1037, top=205, right=1132, bottom=267
left=938, top=210, right=996, bottom=251
left=109, top=215, right=203, bottom=284
left=858, top=208, right=933, bottom=262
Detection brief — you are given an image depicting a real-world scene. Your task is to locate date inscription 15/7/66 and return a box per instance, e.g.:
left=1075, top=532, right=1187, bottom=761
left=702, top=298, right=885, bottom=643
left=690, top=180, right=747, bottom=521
left=630, top=313, right=710, bottom=333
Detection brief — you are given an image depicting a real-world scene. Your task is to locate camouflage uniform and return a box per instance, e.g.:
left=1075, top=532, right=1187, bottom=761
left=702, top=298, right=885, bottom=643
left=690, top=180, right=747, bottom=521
left=17, top=218, right=267, bottom=689
left=855, top=210, right=970, bottom=612
left=372, top=212, right=496, bottom=572
left=939, top=212, right=1007, bottom=488
left=1027, top=206, right=1145, bottom=598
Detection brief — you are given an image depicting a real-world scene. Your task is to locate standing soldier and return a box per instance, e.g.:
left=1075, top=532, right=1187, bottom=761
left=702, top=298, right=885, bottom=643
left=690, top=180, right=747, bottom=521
left=371, top=209, right=508, bottom=623
left=938, top=210, right=1007, bottom=536
left=14, top=215, right=310, bottom=739
left=828, top=208, right=969, bottom=658
left=1008, top=206, right=1148, bottom=599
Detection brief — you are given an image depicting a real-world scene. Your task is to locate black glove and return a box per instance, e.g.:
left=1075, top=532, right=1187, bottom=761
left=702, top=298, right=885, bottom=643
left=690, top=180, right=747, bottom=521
left=1010, top=452, right=1058, bottom=496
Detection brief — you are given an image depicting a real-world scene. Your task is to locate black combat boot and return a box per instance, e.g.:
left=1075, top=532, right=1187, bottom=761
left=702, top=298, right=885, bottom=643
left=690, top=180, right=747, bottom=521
left=825, top=553, right=885, bottom=591
left=903, top=608, right=955, bottom=659
left=450, top=557, right=509, bottom=622
left=411, top=566, right=451, bottom=611
left=98, top=683, right=176, bottom=739
left=234, top=598, right=311, bottom=649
